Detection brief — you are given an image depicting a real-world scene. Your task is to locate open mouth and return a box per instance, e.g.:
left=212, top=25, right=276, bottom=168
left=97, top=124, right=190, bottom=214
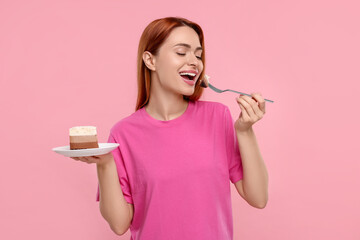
left=179, top=73, right=196, bottom=81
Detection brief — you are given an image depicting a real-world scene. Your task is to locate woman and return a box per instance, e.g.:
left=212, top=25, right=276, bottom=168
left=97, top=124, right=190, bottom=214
left=71, top=17, right=268, bottom=239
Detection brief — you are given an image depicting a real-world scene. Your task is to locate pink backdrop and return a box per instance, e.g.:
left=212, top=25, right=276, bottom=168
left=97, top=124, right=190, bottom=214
left=1, top=0, right=359, bottom=239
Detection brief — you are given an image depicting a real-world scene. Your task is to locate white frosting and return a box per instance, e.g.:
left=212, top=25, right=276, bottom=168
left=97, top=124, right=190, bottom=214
left=204, top=74, right=210, bottom=81
left=69, top=126, right=97, bottom=136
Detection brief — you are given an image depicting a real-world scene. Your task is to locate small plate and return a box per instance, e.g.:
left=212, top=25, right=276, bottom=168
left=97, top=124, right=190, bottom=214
left=52, top=143, right=119, bottom=157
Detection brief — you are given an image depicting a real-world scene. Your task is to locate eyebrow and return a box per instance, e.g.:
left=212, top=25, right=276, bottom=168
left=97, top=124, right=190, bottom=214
left=173, top=43, right=203, bottom=51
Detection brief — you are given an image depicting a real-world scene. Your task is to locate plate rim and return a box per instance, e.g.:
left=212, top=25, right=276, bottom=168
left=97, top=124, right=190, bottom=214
left=52, top=143, right=119, bottom=152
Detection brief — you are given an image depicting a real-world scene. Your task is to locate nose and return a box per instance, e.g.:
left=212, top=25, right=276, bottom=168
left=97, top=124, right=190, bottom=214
left=187, top=53, right=198, bottom=66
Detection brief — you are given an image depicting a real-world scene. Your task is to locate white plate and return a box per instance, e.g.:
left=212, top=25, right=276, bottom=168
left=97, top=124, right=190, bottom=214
left=52, top=143, right=119, bottom=157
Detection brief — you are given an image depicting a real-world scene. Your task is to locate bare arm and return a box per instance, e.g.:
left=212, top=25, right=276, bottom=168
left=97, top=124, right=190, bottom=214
left=233, top=92, right=268, bottom=208
left=96, top=156, right=133, bottom=235
left=235, top=128, right=268, bottom=209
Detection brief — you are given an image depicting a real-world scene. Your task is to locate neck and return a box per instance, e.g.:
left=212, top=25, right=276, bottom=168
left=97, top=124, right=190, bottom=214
left=146, top=77, right=188, bottom=121
left=145, top=96, right=189, bottom=121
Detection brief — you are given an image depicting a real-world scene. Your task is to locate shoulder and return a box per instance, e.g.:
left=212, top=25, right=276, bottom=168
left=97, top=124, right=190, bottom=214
left=193, top=100, right=229, bottom=124
left=195, top=100, right=228, bottom=113
left=109, top=109, right=143, bottom=136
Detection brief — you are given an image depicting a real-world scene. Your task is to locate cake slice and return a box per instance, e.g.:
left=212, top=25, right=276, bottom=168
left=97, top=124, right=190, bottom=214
left=199, top=74, right=210, bottom=88
left=69, top=126, right=99, bottom=150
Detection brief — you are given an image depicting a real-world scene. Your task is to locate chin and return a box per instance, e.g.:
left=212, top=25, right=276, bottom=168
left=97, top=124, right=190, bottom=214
left=182, top=89, right=195, bottom=96
left=176, top=80, right=195, bottom=95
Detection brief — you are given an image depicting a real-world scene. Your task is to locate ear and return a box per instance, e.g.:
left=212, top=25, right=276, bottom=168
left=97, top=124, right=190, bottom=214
left=143, top=51, right=156, bottom=71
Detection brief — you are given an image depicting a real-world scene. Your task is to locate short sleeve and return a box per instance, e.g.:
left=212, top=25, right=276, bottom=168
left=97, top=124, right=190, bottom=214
left=224, top=106, right=244, bottom=183
left=96, top=133, right=134, bottom=204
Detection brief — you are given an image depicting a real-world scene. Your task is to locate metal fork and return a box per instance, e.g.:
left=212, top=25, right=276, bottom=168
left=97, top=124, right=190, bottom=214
left=201, top=74, right=274, bottom=103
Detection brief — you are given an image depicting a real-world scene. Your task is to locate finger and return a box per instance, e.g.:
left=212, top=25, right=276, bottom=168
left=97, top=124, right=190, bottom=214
left=237, top=101, right=246, bottom=120
left=84, top=156, right=101, bottom=164
left=244, top=93, right=263, bottom=119
left=251, top=92, right=266, bottom=114
left=78, top=157, right=90, bottom=163
left=237, top=95, right=257, bottom=120
left=248, top=93, right=264, bottom=118
left=236, top=97, right=251, bottom=121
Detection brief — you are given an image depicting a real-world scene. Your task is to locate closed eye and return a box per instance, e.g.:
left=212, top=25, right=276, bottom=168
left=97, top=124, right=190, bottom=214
left=177, top=53, right=202, bottom=60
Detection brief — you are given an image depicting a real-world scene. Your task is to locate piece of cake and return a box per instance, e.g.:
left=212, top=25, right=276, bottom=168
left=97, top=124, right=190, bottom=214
left=69, top=126, right=99, bottom=150
left=199, top=74, right=210, bottom=88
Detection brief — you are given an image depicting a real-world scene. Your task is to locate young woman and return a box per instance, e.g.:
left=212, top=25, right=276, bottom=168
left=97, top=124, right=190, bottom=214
left=71, top=17, right=268, bottom=239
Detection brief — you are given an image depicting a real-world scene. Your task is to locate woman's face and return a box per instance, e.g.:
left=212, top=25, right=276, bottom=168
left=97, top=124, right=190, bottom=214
left=144, top=26, right=204, bottom=97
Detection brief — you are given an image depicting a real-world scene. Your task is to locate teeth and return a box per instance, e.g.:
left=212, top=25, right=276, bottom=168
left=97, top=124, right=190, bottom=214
left=179, top=72, right=196, bottom=77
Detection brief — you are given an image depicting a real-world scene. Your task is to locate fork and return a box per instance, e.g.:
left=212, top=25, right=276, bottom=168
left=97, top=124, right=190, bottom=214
left=200, top=74, right=274, bottom=103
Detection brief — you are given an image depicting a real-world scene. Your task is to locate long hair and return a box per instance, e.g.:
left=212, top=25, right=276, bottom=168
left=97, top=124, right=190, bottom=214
left=135, top=17, right=206, bottom=111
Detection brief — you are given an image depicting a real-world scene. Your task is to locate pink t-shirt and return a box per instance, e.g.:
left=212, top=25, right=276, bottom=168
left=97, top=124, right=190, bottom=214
left=96, top=100, right=243, bottom=239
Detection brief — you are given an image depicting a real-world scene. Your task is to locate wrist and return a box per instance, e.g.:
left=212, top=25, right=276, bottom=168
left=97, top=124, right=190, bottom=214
left=236, top=126, right=254, bottom=136
left=96, top=156, right=115, bottom=169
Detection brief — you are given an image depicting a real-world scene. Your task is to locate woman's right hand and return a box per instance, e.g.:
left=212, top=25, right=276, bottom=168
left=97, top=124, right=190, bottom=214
left=70, top=152, right=114, bottom=166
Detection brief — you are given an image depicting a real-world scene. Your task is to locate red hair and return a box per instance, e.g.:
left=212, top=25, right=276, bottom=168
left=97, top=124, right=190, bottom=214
left=135, top=17, right=206, bottom=111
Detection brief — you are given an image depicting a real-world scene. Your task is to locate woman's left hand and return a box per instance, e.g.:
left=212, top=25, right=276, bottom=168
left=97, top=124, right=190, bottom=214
left=234, top=92, right=266, bottom=133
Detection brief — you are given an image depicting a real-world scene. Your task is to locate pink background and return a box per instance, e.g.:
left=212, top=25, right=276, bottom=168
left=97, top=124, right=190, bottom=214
left=1, top=0, right=359, bottom=239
